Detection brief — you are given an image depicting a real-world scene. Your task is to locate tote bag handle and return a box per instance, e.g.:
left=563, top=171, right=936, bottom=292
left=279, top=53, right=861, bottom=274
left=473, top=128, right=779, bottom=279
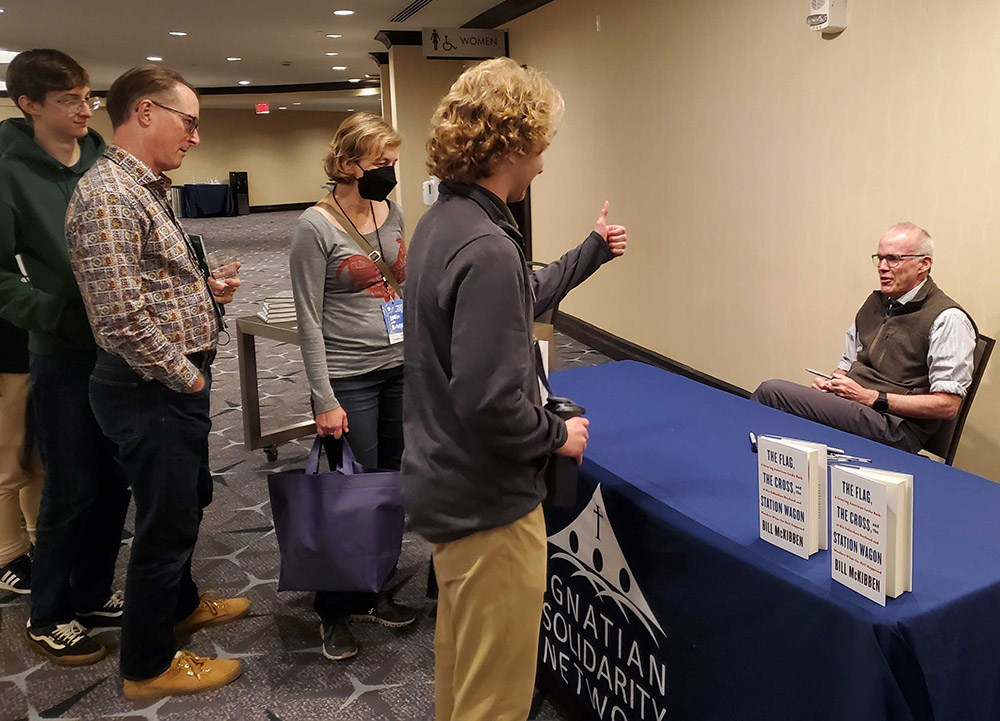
left=305, top=436, right=365, bottom=475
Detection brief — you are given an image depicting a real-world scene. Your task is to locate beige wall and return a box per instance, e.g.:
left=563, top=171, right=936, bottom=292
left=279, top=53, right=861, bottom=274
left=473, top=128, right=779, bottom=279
left=1, top=101, right=345, bottom=207
left=387, top=45, right=470, bottom=228
left=379, top=63, right=393, bottom=123
left=167, top=108, right=347, bottom=206
left=508, top=0, right=1000, bottom=480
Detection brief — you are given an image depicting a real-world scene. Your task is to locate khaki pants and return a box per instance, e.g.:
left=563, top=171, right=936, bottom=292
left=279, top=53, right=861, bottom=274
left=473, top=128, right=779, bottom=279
left=433, top=504, right=547, bottom=721
left=0, top=373, right=43, bottom=565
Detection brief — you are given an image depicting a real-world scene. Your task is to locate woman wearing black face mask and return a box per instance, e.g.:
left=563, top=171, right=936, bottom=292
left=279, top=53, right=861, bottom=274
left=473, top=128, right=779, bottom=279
left=289, top=112, right=415, bottom=661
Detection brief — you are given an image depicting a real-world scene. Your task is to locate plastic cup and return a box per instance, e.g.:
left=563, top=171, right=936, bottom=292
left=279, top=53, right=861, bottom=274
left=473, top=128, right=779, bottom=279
left=207, top=251, right=240, bottom=279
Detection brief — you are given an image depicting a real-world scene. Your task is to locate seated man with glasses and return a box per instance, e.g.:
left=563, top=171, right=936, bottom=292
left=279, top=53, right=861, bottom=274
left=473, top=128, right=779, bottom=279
left=751, top=222, right=977, bottom=453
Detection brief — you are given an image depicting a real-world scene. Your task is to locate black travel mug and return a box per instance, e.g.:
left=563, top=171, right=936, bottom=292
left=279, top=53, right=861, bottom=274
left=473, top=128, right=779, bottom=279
left=544, top=396, right=586, bottom=508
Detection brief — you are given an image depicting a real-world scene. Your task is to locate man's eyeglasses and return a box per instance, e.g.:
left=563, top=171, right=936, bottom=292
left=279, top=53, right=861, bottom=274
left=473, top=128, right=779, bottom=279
left=54, top=95, right=101, bottom=112
left=149, top=100, right=199, bottom=135
left=871, top=254, right=925, bottom=268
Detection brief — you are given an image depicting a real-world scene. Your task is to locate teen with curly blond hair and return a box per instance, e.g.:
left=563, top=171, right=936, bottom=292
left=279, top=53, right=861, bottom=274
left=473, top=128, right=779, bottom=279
left=425, top=57, right=564, bottom=183
left=402, top=57, right=629, bottom=721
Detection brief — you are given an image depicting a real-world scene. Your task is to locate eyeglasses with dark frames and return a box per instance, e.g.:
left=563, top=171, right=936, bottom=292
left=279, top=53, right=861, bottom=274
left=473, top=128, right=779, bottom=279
left=148, top=100, right=199, bottom=135
left=871, top=254, right=925, bottom=269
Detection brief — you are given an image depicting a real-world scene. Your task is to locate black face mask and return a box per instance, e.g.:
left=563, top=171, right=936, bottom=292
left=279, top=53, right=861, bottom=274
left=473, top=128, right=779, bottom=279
left=356, top=164, right=397, bottom=201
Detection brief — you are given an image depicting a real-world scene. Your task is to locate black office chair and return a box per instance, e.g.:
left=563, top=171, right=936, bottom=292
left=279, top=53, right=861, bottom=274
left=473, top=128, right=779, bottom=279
left=922, top=333, right=995, bottom=465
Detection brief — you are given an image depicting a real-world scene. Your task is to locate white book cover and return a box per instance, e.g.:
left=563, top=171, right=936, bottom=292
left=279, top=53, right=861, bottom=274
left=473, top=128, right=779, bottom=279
left=775, top=437, right=828, bottom=550
left=830, top=466, right=913, bottom=605
left=757, top=436, right=823, bottom=559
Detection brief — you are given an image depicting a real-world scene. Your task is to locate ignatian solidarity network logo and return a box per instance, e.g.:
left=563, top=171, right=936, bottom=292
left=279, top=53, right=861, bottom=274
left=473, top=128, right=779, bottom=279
left=542, top=485, right=670, bottom=721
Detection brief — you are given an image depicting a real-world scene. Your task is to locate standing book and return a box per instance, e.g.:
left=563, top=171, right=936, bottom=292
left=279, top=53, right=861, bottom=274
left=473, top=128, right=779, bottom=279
left=830, top=465, right=913, bottom=605
left=757, top=436, right=828, bottom=559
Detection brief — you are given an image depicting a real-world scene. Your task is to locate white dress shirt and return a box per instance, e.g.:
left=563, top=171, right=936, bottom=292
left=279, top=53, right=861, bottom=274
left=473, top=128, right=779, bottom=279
left=837, top=280, right=976, bottom=397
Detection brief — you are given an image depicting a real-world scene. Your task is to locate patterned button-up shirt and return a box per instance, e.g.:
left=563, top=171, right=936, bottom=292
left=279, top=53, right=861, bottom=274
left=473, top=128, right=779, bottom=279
left=67, top=145, right=218, bottom=391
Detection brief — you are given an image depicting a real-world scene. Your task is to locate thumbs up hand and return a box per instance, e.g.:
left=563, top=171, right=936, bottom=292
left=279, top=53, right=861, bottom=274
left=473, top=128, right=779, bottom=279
left=594, top=201, right=627, bottom=257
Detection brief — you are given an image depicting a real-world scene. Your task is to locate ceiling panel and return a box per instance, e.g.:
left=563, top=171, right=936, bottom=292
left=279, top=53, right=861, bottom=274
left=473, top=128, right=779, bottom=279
left=0, top=0, right=501, bottom=89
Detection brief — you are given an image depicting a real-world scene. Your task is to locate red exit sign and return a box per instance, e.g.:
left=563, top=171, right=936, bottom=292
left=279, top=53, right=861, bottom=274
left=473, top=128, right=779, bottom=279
left=255, top=102, right=270, bottom=114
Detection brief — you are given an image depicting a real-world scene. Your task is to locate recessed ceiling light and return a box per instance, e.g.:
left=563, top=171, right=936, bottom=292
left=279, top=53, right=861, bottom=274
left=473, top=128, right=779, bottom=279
left=293, top=102, right=302, bottom=106
left=348, top=78, right=361, bottom=83
left=227, top=57, right=242, bottom=62
left=347, top=108, right=355, bottom=111
left=169, top=31, right=187, bottom=36
left=146, top=56, right=163, bottom=62
left=333, top=9, right=354, bottom=15
left=238, top=80, right=250, bottom=85
left=0, top=49, right=19, bottom=64
left=325, top=34, right=343, bottom=38
left=325, top=52, right=339, bottom=56
left=331, top=66, right=347, bottom=71
left=278, top=106, right=287, bottom=110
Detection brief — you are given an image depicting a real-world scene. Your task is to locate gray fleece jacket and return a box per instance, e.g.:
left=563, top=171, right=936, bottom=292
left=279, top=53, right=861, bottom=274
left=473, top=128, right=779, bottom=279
left=401, top=181, right=615, bottom=543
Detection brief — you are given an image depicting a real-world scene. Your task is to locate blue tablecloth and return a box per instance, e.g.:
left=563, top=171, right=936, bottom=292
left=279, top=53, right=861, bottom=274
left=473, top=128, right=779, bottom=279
left=181, top=184, right=236, bottom=218
left=539, top=361, right=1000, bottom=721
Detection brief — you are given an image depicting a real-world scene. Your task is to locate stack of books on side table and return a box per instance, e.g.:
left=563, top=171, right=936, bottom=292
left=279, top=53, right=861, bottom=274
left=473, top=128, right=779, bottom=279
left=257, top=292, right=297, bottom=324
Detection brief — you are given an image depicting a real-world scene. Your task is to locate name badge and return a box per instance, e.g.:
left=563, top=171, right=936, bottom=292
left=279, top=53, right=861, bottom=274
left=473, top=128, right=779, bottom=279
left=381, top=299, right=404, bottom=344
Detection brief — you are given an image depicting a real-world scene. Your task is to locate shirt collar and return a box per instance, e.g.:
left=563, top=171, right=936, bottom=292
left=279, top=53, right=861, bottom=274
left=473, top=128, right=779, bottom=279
left=473, top=184, right=519, bottom=229
left=440, top=181, right=519, bottom=230
left=894, top=278, right=927, bottom=305
left=104, top=145, right=171, bottom=190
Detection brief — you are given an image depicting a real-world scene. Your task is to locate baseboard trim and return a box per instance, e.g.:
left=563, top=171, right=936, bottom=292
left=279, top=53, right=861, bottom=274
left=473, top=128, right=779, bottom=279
left=554, top=312, right=752, bottom=399
left=249, top=202, right=314, bottom=214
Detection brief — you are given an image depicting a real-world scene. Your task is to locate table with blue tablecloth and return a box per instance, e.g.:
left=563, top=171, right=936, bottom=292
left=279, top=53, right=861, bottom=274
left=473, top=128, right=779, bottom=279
left=539, top=360, right=1000, bottom=721
left=181, top=183, right=236, bottom=218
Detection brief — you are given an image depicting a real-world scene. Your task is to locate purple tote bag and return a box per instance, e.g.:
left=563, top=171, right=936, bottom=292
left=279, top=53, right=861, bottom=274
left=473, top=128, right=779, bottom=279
left=267, top=437, right=403, bottom=592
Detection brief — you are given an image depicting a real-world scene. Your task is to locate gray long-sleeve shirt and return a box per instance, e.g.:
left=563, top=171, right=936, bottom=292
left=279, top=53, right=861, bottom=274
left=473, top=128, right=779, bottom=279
left=289, top=201, right=406, bottom=413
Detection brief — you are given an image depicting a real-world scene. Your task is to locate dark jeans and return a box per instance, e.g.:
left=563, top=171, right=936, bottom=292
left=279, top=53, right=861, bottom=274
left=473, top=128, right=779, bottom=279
left=750, top=379, right=923, bottom=453
left=90, top=351, right=212, bottom=680
left=314, top=364, right=403, bottom=625
left=29, top=349, right=130, bottom=627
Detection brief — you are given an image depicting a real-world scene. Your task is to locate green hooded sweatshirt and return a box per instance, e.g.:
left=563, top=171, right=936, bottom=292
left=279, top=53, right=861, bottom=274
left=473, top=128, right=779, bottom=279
left=0, top=117, right=106, bottom=355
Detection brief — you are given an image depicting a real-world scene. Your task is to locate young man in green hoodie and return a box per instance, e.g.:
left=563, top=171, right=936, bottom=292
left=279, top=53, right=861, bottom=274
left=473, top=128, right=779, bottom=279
left=0, top=49, right=130, bottom=665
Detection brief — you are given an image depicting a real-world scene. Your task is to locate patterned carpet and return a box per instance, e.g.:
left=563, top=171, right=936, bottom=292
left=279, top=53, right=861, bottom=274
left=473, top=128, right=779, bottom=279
left=0, top=209, right=610, bottom=721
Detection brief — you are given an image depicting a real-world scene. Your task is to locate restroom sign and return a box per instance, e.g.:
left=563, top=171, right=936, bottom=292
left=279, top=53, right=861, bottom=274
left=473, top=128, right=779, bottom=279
left=422, top=27, right=506, bottom=59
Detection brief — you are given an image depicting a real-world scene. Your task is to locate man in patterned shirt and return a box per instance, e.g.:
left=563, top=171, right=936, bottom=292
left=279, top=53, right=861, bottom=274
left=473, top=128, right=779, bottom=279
left=66, top=65, right=246, bottom=700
